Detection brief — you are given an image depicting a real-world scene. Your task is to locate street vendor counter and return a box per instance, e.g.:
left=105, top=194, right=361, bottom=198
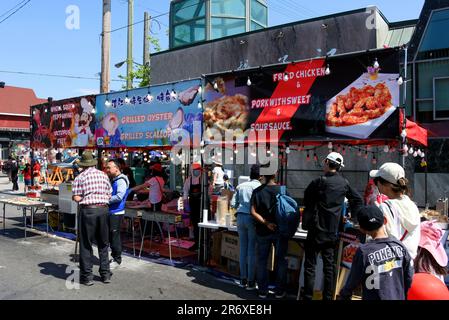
left=198, top=220, right=309, bottom=295
left=0, top=196, right=53, bottom=239
left=198, top=219, right=365, bottom=299
left=124, top=208, right=186, bottom=262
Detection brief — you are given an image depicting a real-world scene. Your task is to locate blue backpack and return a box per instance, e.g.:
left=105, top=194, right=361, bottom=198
left=274, top=186, right=300, bottom=238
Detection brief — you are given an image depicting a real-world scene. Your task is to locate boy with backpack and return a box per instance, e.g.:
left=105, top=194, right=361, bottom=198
left=302, top=152, right=363, bottom=300
left=250, top=165, right=298, bottom=299
left=106, top=159, right=130, bottom=270
left=338, top=205, right=413, bottom=300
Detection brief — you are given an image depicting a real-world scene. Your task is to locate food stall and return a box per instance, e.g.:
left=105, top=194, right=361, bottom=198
left=94, top=79, right=203, bottom=264
left=198, top=47, right=428, bottom=298
left=30, top=96, right=97, bottom=233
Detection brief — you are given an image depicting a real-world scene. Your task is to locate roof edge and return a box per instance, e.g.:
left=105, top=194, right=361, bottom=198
left=155, top=7, right=375, bottom=56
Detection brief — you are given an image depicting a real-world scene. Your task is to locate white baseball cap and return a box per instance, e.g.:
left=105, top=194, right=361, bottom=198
left=370, top=162, right=405, bottom=185
left=326, top=152, right=344, bottom=167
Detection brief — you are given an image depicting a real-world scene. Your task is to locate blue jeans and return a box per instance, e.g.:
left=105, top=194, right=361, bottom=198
left=237, top=214, right=256, bottom=282
left=256, top=233, right=289, bottom=293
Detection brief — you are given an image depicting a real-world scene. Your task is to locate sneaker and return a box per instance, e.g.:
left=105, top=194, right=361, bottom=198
left=275, top=291, right=287, bottom=299
left=80, top=279, right=94, bottom=286
left=258, top=291, right=268, bottom=299
left=239, top=279, right=248, bottom=288
left=101, top=274, right=112, bottom=284
left=110, top=260, right=121, bottom=270
left=246, top=281, right=257, bottom=291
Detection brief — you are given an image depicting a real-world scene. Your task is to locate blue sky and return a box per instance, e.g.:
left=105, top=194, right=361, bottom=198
left=0, top=0, right=425, bottom=100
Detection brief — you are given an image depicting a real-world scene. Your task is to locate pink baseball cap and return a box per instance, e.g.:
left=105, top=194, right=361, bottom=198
left=419, top=221, right=448, bottom=267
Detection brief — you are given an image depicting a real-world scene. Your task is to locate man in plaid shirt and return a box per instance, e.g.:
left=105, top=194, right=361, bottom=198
left=72, top=151, right=112, bottom=286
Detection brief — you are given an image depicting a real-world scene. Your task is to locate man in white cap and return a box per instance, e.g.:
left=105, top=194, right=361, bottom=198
left=302, top=152, right=363, bottom=300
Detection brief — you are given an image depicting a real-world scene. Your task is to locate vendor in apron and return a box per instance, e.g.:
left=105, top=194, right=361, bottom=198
left=183, top=163, right=202, bottom=251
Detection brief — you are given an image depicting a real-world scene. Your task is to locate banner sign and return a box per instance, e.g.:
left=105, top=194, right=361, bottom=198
left=95, top=79, right=202, bottom=148
left=203, top=48, right=400, bottom=143
left=31, top=96, right=96, bottom=149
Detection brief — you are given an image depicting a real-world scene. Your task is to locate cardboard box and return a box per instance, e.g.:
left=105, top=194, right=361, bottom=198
left=227, top=259, right=240, bottom=277
left=286, top=255, right=300, bottom=270
left=288, top=240, right=304, bottom=258
left=211, top=231, right=224, bottom=264
left=221, top=232, right=240, bottom=262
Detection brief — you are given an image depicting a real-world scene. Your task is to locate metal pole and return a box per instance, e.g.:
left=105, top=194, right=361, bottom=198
left=143, top=12, right=150, bottom=68
left=127, top=0, right=134, bottom=90
left=401, top=46, right=408, bottom=168
left=100, top=0, right=111, bottom=93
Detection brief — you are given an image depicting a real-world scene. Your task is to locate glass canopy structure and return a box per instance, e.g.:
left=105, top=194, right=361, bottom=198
left=169, top=0, right=268, bottom=49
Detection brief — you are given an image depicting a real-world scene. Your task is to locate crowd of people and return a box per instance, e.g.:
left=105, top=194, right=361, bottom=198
left=225, top=152, right=448, bottom=300
left=6, top=148, right=447, bottom=300
left=2, top=156, right=45, bottom=192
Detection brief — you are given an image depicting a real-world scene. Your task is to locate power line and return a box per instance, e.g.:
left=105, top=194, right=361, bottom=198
left=0, top=70, right=125, bottom=82
left=104, top=0, right=207, bottom=34
left=0, top=0, right=28, bottom=19
left=268, top=0, right=312, bottom=20
left=267, top=0, right=308, bottom=21
left=283, top=0, right=319, bottom=17
left=0, top=0, right=31, bottom=25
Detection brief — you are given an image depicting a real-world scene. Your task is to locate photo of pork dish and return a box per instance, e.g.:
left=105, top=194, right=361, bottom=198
left=203, top=94, right=249, bottom=134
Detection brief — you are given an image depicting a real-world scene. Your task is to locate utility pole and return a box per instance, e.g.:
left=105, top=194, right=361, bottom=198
left=127, top=0, right=134, bottom=89
left=143, top=12, right=150, bottom=68
left=100, top=0, right=111, bottom=93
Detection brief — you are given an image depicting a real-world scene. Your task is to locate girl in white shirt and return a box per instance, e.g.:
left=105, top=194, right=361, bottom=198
left=370, top=163, right=421, bottom=259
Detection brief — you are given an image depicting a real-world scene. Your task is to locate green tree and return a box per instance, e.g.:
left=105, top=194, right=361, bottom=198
left=119, top=35, right=161, bottom=89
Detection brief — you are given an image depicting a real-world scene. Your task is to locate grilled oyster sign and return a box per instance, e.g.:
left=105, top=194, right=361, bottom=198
left=95, top=79, right=202, bottom=147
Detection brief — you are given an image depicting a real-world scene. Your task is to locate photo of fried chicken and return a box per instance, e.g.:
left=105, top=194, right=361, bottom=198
left=326, top=82, right=393, bottom=127
left=203, top=94, right=248, bottom=134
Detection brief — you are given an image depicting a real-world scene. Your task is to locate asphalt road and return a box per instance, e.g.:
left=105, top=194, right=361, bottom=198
left=0, top=176, right=259, bottom=300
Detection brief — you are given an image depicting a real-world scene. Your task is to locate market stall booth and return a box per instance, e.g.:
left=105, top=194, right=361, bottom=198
left=199, top=47, right=427, bottom=298
left=30, top=95, right=97, bottom=234
left=94, top=79, right=203, bottom=264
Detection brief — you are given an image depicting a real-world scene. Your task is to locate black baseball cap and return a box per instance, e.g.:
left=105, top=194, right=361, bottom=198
left=358, top=205, right=385, bottom=231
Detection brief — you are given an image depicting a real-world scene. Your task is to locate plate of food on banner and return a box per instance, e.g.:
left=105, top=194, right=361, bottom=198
left=325, top=73, right=400, bottom=139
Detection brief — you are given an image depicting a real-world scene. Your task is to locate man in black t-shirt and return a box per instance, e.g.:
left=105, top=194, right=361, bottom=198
left=251, top=167, right=289, bottom=299
left=9, top=157, right=19, bottom=191
left=302, top=152, right=363, bottom=300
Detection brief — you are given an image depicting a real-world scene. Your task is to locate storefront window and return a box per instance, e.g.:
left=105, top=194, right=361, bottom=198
left=435, top=77, right=449, bottom=118
left=419, top=9, right=449, bottom=53
left=211, top=17, right=246, bottom=39
left=417, top=60, right=449, bottom=99
left=211, top=0, right=245, bottom=18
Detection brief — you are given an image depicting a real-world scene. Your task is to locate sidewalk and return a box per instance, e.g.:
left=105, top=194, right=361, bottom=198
left=0, top=175, right=25, bottom=196
left=0, top=177, right=263, bottom=300
left=0, top=213, right=258, bottom=300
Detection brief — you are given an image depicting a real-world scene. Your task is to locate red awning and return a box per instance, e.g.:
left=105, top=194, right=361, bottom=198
left=406, top=119, right=428, bottom=147
left=399, top=110, right=428, bottom=147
